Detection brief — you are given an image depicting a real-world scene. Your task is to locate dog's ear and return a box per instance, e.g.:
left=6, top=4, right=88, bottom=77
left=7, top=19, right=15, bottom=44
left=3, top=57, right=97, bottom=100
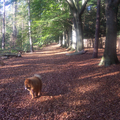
left=28, top=79, right=33, bottom=86
left=25, top=79, right=30, bottom=84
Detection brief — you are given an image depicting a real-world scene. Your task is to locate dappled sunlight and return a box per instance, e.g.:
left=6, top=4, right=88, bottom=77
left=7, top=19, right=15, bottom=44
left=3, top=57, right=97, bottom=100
left=69, top=99, right=90, bottom=108
left=0, top=88, right=4, bottom=92
left=93, top=71, right=120, bottom=79
left=117, top=88, right=120, bottom=97
left=38, top=69, right=54, bottom=74
left=2, top=64, right=26, bottom=68
left=0, top=78, right=14, bottom=84
left=76, top=59, right=99, bottom=67
left=36, top=51, right=68, bottom=56
left=74, top=82, right=101, bottom=94
left=79, top=71, right=120, bottom=80
left=50, top=44, right=60, bottom=48
left=54, top=51, right=69, bottom=55
left=79, top=72, right=102, bottom=79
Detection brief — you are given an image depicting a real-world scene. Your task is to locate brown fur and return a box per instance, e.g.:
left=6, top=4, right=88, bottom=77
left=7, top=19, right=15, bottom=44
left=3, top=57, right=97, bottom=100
left=24, top=75, right=42, bottom=99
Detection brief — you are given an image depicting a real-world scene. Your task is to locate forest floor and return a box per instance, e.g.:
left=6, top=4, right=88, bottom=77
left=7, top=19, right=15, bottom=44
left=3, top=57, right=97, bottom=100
left=1, top=43, right=120, bottom=120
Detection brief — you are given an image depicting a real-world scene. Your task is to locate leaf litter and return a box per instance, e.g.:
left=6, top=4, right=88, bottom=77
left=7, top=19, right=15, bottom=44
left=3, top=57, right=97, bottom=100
left=0, top=43, right=120, bottom=120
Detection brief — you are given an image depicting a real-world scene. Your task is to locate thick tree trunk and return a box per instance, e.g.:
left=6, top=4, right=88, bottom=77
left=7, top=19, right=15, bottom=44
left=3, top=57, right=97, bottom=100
left=99, top=0, right=120, bottom=66
left=66, top=0, right=88, bottom=52
left=93, top=0, right=100, bottom=58
left=73, top=13, right=83, bottom=52
left=76, top=20, right=83, bottom=52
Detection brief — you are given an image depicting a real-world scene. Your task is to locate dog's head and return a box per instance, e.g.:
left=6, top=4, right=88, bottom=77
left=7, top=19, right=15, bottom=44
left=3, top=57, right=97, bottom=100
left=24, top=79, right=32, bottom=91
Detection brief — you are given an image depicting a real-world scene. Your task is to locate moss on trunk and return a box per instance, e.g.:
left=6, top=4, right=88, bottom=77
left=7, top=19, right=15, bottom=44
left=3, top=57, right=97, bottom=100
left=99, top=55, right=119, bottom=66
left=99, top=0, right=120, bottom=66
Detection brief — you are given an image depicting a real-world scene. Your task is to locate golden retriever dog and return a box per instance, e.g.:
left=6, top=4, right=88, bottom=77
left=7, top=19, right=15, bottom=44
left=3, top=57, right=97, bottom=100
left=24, top=74, right=42, bottom=99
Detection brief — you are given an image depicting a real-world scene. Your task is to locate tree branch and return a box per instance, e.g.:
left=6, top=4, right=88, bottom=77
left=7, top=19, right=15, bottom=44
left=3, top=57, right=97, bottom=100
left=76, top=0, right=80, bottom=11
left=79, top=0, right=89, bottom=15
left=66, top=0, right=77, bottom=13
left=66, top=0, right=76, bottom=9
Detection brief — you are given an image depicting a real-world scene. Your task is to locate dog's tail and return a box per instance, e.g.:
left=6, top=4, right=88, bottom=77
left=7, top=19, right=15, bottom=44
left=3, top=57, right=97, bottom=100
left=34, top=74, right=42, bottom=79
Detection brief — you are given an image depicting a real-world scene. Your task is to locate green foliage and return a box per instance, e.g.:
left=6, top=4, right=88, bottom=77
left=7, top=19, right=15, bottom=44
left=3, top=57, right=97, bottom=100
left=0, top=0, right=109, bottom=51
left=83, top=0, right=106, bottom=38
left=30, top=0, right=70, bottom=45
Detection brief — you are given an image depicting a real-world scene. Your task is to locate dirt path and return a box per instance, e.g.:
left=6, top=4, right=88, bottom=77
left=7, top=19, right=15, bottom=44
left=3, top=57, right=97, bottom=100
left=1, top=44, right=120, bottom=120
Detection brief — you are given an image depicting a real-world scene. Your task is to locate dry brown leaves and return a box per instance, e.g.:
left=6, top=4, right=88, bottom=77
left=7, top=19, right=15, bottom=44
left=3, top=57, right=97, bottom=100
left=0, top=44, right=120, bottom=120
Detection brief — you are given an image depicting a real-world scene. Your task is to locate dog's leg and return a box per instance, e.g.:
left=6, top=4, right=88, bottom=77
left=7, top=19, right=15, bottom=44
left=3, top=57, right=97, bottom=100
left=38, top=91, right=42, bottom=96
left=35, top=91, right=39, bottom=97
left=30, top=89, right=34, bottom=99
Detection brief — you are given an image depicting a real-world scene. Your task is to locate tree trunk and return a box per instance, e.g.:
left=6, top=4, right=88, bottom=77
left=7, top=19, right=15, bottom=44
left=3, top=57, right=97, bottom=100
left=72, top=11, right=84, bottom=52
left=73, top=16, right=83, bottom=51
left=76, top=16, right=83, bottom=51
left=2, top=0, right=5, bottom=49
left=21, top=20, right=24, bottom=49
left=66, top=30, right=69, bottom=47
left=68, top=25, right=72, bottom=47
left=12, top=1, right=17, bottom=47
left=28, top=0, right=33, bottom=52
left=66, top=0, right=88, bottom=52
left=93, top=0, right=100, bottom=58
left=99, top=0, right=120, bottom=66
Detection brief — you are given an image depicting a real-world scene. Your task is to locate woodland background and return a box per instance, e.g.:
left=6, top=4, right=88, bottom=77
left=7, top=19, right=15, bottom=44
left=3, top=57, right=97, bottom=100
left=0, top=0, right=120, bottom=53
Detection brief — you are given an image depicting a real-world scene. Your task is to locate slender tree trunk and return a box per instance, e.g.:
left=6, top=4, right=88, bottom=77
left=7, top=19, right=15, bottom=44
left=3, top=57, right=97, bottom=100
left=99, top=0, right=120, bottom=66
left=0, top=18, right=2, bottom=38
left=59, top=36, right=61, bottom=45
left=62, top=31, right=65, bottom=46
left=68, top=25, right=72, bottom=47
left=28, top=0, right=33, bottom=52
left=60, top=35, right=62, bottom=46
left=93, top=0, right=101, bottom=58
left=66, top=30, right=69, bottom=47
left=21, top=20, right=24, bottom=49
left=2, top=0, right=5, bottom=49
left=12, top=1, right=17, bottom=47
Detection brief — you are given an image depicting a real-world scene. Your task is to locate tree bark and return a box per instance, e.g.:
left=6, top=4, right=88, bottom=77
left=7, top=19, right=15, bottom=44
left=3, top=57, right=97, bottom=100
left=66, top=0, right=88, bottom=52
left=2, top=0, right=5, bottom=50
left=12, top=1, right=17, bottom=47
left=74, top=16, right=83, bottom=51
left=28, top=0, right=33, bottom=52
left=99, top=0, right=120, bottom=66
left=93, top=0, right=101, bottom=58
left=66, top=30, right=69, bottom=47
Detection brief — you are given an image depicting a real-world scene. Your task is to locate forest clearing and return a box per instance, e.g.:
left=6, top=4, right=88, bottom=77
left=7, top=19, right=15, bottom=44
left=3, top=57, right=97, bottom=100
left=0, top=43, right=120, bottom=120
